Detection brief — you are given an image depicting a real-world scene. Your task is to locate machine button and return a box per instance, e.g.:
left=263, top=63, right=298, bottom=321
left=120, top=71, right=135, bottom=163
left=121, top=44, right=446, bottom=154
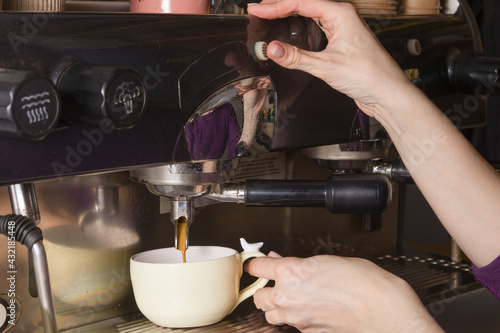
left=0, top=69, right=60, bottom=140
left=254, top=41, right=269, bottom=61
left=407, top=39, right=422, bottom=56
left=57, top=63, right=147, bottom=129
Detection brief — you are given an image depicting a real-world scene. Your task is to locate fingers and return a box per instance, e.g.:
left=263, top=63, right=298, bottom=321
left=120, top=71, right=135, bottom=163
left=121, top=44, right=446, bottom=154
left=254, top=285, right=300, bottom=328
left=266, top=41, right=319, bottom=74
left=254, top=288, right=287, bottom=326
left=268, top=251, right=283, bottom=258
left=244, top=256, right=279, bottom=280
left=264, top=309, right=286, bottom=326
left=247, top=0, right=335, bottom=21
left=253, top=286, right=275, bottom=311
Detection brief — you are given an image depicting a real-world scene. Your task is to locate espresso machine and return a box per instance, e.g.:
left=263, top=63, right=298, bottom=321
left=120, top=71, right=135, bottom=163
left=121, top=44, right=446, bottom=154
left=0, top=0, right=499, bottom=332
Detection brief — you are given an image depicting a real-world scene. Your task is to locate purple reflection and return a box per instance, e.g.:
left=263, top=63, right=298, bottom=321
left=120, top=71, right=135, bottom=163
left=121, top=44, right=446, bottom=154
left=185, top=103, right=241, bottom=160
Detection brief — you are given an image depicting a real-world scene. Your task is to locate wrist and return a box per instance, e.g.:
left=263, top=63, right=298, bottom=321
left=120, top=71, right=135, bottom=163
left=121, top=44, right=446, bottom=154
left=371, top=80, right=442, bottom=137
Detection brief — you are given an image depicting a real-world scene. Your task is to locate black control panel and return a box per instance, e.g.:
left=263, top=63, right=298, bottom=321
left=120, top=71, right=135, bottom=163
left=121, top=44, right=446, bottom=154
left=0, top=62, right=148, bottom=141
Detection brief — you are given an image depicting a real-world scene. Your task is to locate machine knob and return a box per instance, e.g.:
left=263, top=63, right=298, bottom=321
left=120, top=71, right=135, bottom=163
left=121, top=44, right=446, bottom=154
left=0, top=69, right=60, bottom=140
left=57, top=63, right=147, bottom=128
left=449, top=51, right=500, bottom=95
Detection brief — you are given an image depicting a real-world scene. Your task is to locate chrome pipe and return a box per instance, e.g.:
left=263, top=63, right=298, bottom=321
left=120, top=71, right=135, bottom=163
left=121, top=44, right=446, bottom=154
left=206, top=183, right=246, bottom=204
left=8, top=184, right=41, bottom=224
left=31, top=241, right=58, bottom=333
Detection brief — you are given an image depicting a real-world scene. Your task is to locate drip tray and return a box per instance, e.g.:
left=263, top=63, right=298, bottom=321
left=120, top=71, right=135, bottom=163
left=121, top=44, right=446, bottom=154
left=373, top=254, right=477, bottom=301
left=374, top=255, right=500, bottom=333
left=71, top=299, right=299, bottom=332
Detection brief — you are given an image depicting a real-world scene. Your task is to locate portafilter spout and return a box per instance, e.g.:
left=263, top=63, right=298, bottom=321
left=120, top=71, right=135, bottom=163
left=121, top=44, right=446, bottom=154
left=171, top=199, right=194, bottom=251
left=130, top=162, right=229, bottom=251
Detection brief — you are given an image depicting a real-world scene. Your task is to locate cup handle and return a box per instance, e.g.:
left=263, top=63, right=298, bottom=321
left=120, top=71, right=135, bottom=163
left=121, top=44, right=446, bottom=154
left=230, top=250, right=269, bottom=313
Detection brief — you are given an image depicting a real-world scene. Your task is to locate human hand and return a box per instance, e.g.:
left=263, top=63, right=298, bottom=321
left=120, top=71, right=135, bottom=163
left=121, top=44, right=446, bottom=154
left=242, top=77, right=271, bottom=110
left=245, top=254, right=444, bottom=332
left=247, top=0, right=412, bottom=117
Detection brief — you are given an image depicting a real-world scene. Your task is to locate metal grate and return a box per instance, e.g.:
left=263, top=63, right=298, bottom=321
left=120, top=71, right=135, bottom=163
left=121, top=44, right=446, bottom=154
left=374, top=255, right=476, bottom=300
left=114, top=300, right=299, bottom=333
left=73, top=299, right=299, bottom=332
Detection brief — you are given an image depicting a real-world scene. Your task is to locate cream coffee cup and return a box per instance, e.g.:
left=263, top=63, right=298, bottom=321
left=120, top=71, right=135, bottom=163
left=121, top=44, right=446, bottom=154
left=130, top=238, right=269, bottom=328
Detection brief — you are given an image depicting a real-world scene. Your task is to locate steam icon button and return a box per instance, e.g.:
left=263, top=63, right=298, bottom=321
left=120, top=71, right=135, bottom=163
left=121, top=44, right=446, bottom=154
left=57, top=63, right=147, bottom=129
left=23, top=92, right=51, bottom=124
left=107, top=72, right=147, bottom=128
left=113, top=81, right=142, bottom=115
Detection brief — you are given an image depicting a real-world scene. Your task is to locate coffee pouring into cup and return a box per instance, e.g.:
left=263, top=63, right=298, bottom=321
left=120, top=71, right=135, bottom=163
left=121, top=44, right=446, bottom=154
left=130, top=238, right=269, bottom=328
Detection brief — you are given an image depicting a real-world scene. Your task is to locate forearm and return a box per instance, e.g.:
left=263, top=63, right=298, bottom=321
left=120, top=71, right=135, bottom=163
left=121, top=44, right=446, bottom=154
left=374, top=81, right=500, bottom=267
left=247, top=0, right=500, bottom=268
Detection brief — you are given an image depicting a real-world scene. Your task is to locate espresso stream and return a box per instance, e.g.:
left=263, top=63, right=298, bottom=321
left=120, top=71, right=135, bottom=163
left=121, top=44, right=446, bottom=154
left=177, top=219, right=188, bottom=263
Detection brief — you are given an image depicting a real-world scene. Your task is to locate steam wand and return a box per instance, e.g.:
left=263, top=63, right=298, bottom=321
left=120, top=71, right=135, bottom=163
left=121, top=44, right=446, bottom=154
left=7, top=184, right=57, bottom=333
left=0, top=214, right=57, bottom=333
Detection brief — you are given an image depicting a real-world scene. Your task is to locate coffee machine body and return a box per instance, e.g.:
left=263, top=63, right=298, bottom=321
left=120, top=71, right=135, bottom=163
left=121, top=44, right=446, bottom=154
left=0, top=1, right=495, bottom=331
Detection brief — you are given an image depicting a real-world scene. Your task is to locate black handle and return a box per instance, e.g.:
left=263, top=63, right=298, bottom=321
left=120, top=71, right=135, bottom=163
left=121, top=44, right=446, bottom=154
left=245, top=174, right=391, bottom=214
left=325, top=174, right=391, bottom=214
left=449, top=51, right=500, bottom=95
left=245, top=179, right=326, bottom=207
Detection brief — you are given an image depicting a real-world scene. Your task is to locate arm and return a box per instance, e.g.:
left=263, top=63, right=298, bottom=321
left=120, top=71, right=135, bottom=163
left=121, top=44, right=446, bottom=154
left=248, top=0, right=500, bottom=268
left=238, top=78, right=271, bottom=147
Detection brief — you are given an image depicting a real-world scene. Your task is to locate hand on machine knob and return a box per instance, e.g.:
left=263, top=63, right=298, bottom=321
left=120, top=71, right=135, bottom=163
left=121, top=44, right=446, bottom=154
left=0, top=69, right=60, bottom=140
left=57, top=63, right=147, bottom=129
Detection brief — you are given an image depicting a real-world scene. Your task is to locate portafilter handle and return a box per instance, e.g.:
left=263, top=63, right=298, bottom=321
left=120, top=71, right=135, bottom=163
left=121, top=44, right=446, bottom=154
left=211, top=174, right=392, bottom=214
left=448, top=51, right=500, bottom=95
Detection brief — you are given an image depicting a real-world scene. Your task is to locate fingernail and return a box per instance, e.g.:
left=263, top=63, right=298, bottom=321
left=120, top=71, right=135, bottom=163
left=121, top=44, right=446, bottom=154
left=247, top=3, right=258, bottom=6
left=268, top=251, right=283, bottom=259
left=270, top=43, right=285, bottom=59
